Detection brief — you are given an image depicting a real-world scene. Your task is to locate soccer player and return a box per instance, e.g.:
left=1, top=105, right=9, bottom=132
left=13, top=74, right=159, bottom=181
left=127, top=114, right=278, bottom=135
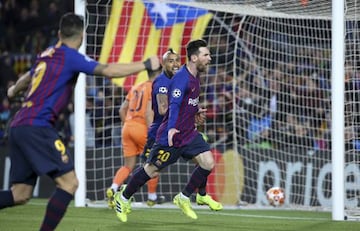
left=106, top=66, right=163, bottom=208
left=107, top=48, right=180, bottom=208
left=114, top=39, right=222, bottom=223
left=141, top=48, right=181, bottom=206
left=0, top=12, right=160, bottom=231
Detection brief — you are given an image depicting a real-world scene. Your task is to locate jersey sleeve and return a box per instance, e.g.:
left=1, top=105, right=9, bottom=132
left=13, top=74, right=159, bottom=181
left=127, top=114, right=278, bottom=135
left=153, top=76, right=169, bottom=96
left=167, top=74, right=188, bottom=129
left=67, top=49, right=99, bottom=75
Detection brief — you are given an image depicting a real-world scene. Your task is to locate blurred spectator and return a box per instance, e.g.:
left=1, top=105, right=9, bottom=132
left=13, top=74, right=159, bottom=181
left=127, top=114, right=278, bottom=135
left=0, top=52, right=17, bottom=98
left=276, top=112, right=313, bottom=150
left=245, top=103, right=272, bottom=149
left=1, top=0, right=72, bottom=54
left=0, top=97, right=11, bottom=140
left=68, top=99, right=96, bottom=148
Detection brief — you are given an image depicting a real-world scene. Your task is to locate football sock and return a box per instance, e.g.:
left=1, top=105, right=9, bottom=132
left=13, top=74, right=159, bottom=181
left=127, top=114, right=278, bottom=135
left=179, top=192, right=189, bottom=199
left=147, top=176, right=159, bottom=194
left=182, top=166, right=211, bottom=197
left=39, top=188, right=73, bottom=231
left=123, top=167, right=150, bottom=200
left=0, top=190, right=14, bottom=209
left=148, top=193, right=157, bottom=201
left=198, top=178, right=208, bottom=196
left=113, top=166, right=131, bottom=186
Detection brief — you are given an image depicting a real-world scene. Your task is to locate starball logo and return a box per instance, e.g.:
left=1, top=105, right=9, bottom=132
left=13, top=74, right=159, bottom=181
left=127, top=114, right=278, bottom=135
left=172, top=89, right=181, bottom=98
left=159, top=86, right=168, bottom=94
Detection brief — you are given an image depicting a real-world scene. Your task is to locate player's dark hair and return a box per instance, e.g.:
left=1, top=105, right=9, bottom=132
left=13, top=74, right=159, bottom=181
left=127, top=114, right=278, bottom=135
left=186, top=39, right=207, bottom=60
left=59, top=13, right=84, bottom=38
left=162, top=48, right=177, bottom=61
left=168, top=48, right=176, bottom=54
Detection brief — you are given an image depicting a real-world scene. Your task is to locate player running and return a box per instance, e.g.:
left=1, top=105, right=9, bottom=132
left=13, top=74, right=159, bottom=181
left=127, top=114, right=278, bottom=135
left=106, top=48, right=180, bottom=208
left=0, top=13, right=160, bottom=231
left=114, top=39, right=222, bottom=223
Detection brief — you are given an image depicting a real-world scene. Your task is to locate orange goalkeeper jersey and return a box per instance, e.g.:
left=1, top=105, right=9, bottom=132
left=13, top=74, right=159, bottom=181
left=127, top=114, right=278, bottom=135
left=124, top=80, right=152, bottom=125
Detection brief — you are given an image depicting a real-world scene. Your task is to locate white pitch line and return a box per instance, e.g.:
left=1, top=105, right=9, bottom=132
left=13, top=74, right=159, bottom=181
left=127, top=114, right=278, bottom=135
left=195, top=210, right=329, bottom=221
left=28, top=201, right=331, bottom=221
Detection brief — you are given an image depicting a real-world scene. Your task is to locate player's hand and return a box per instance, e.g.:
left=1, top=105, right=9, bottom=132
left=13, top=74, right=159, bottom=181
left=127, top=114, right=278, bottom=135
left=144, top=56, right=161, bottom=71
left=7, top=85, right=16, bottom=99
left=168, top=128, right=180, bottom=146
left=195, top=108, right=207, bottom=125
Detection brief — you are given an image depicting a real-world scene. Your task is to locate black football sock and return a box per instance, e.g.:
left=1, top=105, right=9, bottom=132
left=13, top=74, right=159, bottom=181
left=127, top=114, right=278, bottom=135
left=123, top=167, right=150, bottom=200
left=182, top=166, right=211, bottom=197
left=197, top=178, right=208, bottom=196
left=0, top=190, right=14, bottom=209
left=39, top=188, right=73, bottom=231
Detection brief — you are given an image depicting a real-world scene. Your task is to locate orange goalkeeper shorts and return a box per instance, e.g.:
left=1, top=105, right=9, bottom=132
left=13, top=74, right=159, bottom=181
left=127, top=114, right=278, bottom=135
left=121, top=121, right=147, bottom=157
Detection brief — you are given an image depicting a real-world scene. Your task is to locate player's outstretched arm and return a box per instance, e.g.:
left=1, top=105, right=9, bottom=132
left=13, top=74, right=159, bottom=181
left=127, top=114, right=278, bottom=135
left=94, top=56, right=160, bottom=78
left=7, top=71, right=31, bottom=99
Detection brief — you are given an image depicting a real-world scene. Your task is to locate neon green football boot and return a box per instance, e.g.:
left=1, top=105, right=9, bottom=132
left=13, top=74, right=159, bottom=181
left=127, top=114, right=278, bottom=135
left=173, top=193, right=198, bottom=219
left=114, top=186, right=131, bottom=222
left=196, top=193, right=223, bottom=211
left=106, top=188, right=115, bottom=209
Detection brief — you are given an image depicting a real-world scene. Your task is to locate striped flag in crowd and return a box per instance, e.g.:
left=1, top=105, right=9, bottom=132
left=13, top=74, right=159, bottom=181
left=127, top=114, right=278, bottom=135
left=99, top=0, right=213, bottom=90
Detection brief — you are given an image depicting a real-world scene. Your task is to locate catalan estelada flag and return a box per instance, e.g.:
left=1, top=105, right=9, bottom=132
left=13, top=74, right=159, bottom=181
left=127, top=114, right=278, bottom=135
left=98, top=0, right=213, bottom=90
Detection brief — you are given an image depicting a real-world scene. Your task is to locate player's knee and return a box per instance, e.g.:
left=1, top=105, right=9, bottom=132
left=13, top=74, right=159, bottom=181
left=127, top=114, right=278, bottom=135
left=150, top=171, right=160, bottom=178
left=144, top=163, right=159, bottom=178
left=204, top=160, right=215, bottom=170
left=12, top=190, right=32, bottom=205
left=58, top=177, right=79, bottom=194
left=199, top=158, right=215, bottom=171
left=69, top=177, right=79, bottom=193
left=14, top=196, right=31, bottom=205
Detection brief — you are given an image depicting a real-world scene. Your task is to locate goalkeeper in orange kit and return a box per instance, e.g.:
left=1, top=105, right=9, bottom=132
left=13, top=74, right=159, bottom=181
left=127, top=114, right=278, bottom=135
left=107, top=49, right=181, bottom=208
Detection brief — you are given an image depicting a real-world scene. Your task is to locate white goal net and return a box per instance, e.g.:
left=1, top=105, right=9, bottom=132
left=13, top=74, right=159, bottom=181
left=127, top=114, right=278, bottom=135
left=81, top=0, right=360, bottom=213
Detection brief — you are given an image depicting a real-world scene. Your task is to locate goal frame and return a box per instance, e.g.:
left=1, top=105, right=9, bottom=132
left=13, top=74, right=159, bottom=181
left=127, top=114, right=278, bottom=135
left=331, top=0, right=345, bottom=221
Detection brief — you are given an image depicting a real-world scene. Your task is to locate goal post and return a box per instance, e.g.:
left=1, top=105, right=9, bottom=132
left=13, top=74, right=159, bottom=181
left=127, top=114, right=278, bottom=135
left=74, top=0, right=87, bottom=207
left=331, top=0, right=345, bottom=221
left=73, top=0, right=360, bottom=220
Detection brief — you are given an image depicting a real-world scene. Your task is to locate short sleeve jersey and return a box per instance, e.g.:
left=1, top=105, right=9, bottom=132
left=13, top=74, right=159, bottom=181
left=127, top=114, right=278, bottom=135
left=124, top=80, right=152, bottom=125
left=147, top=72, right=172, bottom=139
left=10, top=43, right=98, bottom=128
left=156, top=65, right=200, bottom=147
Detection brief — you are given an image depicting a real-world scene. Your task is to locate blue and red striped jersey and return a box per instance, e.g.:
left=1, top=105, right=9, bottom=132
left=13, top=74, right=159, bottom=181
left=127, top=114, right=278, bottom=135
left=10, top=43, right=98, bottom=127
left=147, top=71, right=172, bottom=140
left=156, top=65, right=200, bottom=147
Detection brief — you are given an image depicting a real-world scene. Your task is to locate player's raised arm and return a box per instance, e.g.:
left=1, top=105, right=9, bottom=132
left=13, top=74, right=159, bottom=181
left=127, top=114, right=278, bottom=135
left=57, top=11, right=160, bottom=79
left=7, top=71, right=31, bottom=99
left=93, top=56, right=161, bottom=78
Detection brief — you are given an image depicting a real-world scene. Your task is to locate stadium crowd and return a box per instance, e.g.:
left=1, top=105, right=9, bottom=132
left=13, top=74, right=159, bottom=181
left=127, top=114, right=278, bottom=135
left=0, top=0, right=73, bottom=144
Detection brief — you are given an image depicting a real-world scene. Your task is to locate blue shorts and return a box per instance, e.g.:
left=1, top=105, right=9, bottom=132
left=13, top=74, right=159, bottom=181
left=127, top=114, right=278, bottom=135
left=9, top=126, right=74, bottom=186
left=147, top=133, right=210, bottom=170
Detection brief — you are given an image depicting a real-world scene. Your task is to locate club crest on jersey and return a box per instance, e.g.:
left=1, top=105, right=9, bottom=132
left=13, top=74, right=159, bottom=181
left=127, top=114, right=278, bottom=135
left=188, top=97, right=199, bottom=106
left=172, top=88, right=181, bottom=98
left=159, top=86, right=168, bottom=93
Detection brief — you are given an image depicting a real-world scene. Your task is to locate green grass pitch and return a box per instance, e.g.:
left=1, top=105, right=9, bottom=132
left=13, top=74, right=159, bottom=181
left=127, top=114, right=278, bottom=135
left=0, top=199, right=359, bottom=231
